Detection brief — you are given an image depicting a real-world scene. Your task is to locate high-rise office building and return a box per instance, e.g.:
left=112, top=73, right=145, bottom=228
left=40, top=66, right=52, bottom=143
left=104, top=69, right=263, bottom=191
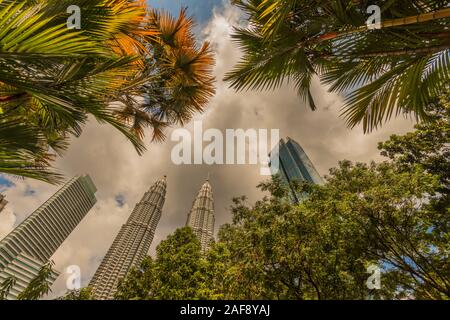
left=186, top=179, right=215, bottom=254
left=269, top=137, right=323, bottom=203
left=0, top=193, right=7, bottom=213
left=89, top=177, right=167, bottom=300
left=0, top=175, right=97, bottom=299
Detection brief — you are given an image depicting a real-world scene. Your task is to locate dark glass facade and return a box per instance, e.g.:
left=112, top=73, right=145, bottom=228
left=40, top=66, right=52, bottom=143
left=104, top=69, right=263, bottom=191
left=269, top=137, right=323, bottom=203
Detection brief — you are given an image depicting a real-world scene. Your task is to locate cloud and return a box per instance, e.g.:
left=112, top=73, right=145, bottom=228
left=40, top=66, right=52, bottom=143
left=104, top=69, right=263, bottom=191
left=0, top=208, right=16, bottom=240
left=0, top=3, right=415, bottom=299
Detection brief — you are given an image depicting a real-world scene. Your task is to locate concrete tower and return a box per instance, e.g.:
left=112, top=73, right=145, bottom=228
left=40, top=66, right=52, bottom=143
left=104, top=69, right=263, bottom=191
left=0, top=175, right=97, bottom=299
left=186, top=179, right=215, bottom=254
left=269, top=137, right=324, bottom=203
left=89, top=177, right=167, bottom=300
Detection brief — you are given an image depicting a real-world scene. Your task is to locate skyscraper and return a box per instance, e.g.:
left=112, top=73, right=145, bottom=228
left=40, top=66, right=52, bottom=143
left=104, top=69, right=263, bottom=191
left=0, top=175, right=97, bottom=299
left=89, top=177, right=167, bottom=300
left=0, top=193, right=7, bottom=213
left=269, top=137, right=323, bottom=203
left=186, top=179, right=215, bottom=254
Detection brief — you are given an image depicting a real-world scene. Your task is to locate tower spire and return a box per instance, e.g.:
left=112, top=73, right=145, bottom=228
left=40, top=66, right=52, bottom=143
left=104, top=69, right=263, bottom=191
left=186, top=179, right=215, bottom=254
left=90, top=177, right=167, bottom=300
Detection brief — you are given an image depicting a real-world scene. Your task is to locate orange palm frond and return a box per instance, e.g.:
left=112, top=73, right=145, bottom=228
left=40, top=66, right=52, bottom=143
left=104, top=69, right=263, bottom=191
left=102, top=0, right=158, bottom=57
left=148, top=7, right=195, bottom=49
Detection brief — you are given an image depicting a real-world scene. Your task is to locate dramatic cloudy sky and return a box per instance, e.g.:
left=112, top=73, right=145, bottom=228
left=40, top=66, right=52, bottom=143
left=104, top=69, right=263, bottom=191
left=0, top=0, right=416, bottom=299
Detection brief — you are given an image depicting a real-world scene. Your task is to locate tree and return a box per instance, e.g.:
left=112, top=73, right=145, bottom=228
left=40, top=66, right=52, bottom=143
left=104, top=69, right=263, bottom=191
left=225, top=0, right=449, bottom=132
left=115, top=227, right=215, bottom=300
left=57, top=287, right=93, bottom=300
left=115, top=8, right=216, bottom=142
left=214, top=94, right=449, bottom=299
left=379, top=90, right=449, bottom=207
left=217, top=161, right=448, bottom=299
left=374, top=91, right=449, bottom=299
left=0, top=276, right=16, bottom=300
left=0, top=120, right=63, bottom=183
left=16, top=260, right=56, bottom=300
left=0, top=0, right=152, bottom=183
left=0, top=1, right=215, bottom=183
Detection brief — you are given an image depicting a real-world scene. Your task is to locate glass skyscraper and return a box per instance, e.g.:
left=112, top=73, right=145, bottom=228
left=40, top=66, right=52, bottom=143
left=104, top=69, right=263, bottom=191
left=269, top=137, right=323, bottom=203
left=0, top=175, right=97, bottom=299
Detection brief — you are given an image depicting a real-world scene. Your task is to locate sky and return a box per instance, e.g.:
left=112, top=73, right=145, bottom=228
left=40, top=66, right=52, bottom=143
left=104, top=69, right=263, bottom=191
left=0, top=0, right=416, bottom=299
left=148, top=0, right=224, bottom=24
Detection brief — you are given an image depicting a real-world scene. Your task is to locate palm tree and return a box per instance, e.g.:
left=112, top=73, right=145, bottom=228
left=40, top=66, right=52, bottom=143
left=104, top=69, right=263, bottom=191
left=0, top=1, right=215, bottom=183
left=0, top=275, right=16, bottom=300
left=115, top=8, right=216, bottom=142
left=0, top=0, right=151, bottom=183
left=225, top=0, right=450, bottom=132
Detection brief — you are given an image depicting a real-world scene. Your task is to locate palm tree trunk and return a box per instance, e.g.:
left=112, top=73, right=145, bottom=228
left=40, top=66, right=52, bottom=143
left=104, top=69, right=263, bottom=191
left=318, top=8, right=450, bottom=42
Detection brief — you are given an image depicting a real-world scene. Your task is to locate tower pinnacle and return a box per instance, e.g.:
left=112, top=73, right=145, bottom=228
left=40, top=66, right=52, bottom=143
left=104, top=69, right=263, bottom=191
left=90, top=178, right=167, bottom=300
left=186, top=179, right=215, bottom=254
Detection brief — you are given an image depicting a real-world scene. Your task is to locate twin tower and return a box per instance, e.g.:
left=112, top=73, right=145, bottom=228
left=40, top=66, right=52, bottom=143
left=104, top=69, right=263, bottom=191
left=89, top=176, right=215, bottom=300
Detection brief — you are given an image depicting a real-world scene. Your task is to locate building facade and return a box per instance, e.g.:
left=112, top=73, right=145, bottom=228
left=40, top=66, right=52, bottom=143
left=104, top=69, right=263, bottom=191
left=186, top=179, right=215, bottom=254
left=0, top=193, right=7, bottom=213
left=89, top=177, right=167, bottom=300
left=0, top=175, right=97, bottom=299
left=269, top=137, right=324, bottom=203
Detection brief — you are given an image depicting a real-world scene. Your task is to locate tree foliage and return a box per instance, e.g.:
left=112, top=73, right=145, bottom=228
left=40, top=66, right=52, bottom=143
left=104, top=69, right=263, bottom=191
left=16, top=260, right=56, bottom=300
left=115, top=227, right=215, bottom=300
left=114, top=94, right=448, bottom=300
left=214, top=95, right=449, bottom=300
left=57, top=287, right=93, bottom=300
left=0, top=275, right=16, bottom=300
left=225, top=0, right=450, bottom=132
left=0, top=0, right=215, bottom=184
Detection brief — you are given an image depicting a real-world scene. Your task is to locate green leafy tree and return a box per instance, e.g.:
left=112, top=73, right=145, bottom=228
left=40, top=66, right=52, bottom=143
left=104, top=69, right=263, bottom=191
left=379, top=90, right=449, bottom=209
left=57, top=287, right=93, bottom=300
left=0, top=276, right=16, bottom=300
left=203, top=242, right=236, bottom=299
left=114, top=94, right=448, bottom=301
left=115, top=227, right=215, bottom=300
left=225, top=0, right=449, bottom=132
left=215, top=95, right=449, bottom=299
left=374, top=91, right=450, bottom=299
left=217, top=160, right=447, bottom=299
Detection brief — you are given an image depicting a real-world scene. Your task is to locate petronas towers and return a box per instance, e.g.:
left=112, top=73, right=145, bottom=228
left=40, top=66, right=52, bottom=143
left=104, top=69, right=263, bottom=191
left=90, top=176, right=215, bottom=299
left=90, top=177, right=167, bottom=300
left=186, top=179, right=215, bottom=254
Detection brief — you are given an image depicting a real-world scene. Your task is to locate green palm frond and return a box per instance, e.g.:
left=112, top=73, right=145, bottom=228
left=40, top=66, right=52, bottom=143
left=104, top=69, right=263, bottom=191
left=226, top=0, right=450, bottom=131
left=0, top=1, right=215, bottom=184
left=134, top=8, right=215, bottom=137
left=0, top=120, right=63, bottom=184
left=0, top=1, right=104, bottom=57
